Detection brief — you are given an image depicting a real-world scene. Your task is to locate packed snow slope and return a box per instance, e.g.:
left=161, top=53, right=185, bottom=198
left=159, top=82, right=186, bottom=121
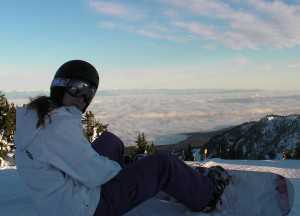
left=1, top=159, right=299, bottom=216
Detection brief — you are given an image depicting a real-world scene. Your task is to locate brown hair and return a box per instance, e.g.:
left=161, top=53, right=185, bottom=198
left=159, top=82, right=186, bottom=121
left=27, top=96, right=59, bottom=128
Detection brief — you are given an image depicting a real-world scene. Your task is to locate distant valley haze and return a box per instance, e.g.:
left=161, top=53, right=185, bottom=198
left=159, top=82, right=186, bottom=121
left=6, top=89, right=300, bottom=146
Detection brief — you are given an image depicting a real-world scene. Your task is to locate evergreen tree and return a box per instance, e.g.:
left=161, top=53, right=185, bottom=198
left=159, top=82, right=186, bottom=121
left=125, top=146, right=138, bottom=163
left=0, top=92, right=13, bottom=159
left=82, top=110, right=109, bottom=142
left=146, top=142, right=156, bottom=155
left=184, top=144, right=194, bottom=161
left=0, top=141, right=8, bottom=159
left=0, top=92, right=9, bottom=129
left=135, top=132, right=148, bottom=154
left=94, top=120, right=108, bottom=137
left=4, top=103, right=16, bottom=144
left=82, top=110, right=96, bottom=142
left=292, top=144, right=300, bottom=159
left=283, top=149, right=292, bottom=160
left=268, top=150, right=276, bottom=160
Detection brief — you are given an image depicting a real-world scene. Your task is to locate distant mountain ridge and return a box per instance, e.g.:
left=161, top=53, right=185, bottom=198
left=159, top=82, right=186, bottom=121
left=205, top=114, right=300, bottom=160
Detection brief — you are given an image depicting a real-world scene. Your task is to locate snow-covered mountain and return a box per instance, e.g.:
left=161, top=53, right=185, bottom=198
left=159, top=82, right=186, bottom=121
left=205, top=114, right=300, bottom=160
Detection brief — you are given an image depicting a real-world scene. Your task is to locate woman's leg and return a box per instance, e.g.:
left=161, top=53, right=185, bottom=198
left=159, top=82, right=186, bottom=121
left=91, top=131, right=125, bottom=167
left=94, top=154, right=214, bottom=216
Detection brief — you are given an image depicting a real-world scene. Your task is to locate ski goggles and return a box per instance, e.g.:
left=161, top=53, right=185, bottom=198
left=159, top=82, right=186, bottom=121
left=51, top=78, right=97, bottom=103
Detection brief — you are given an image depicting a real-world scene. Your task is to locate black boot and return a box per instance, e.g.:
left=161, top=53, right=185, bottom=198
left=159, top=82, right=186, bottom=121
left=200, top=166, right=231, bottom=212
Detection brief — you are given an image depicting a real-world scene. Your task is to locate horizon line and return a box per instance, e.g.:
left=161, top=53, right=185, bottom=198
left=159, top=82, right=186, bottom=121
left=3, top=88, right=300, bottom=93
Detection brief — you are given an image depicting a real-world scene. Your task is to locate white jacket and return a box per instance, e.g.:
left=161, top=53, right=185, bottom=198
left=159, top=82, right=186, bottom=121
left=15, top=106, right=122, bottom=216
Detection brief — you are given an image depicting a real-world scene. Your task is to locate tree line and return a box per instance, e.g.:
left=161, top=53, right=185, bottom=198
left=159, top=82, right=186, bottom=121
left=0, top=92, right=16, bottom=161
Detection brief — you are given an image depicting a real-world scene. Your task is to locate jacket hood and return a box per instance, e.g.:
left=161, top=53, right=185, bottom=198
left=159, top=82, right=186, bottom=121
left=15, top=107, right=41, bottom=151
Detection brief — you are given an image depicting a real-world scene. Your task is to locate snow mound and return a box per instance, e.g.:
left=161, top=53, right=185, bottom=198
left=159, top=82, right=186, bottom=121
left=1, top=159, right=299, bottom=216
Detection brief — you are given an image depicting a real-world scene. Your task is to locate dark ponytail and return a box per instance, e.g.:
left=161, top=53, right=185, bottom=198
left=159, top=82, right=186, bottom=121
left=27, top=96, right=58, bottom=128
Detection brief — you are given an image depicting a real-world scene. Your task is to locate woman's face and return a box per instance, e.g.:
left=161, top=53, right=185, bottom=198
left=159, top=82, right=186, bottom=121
left=62, top=92, right=86, bottom=112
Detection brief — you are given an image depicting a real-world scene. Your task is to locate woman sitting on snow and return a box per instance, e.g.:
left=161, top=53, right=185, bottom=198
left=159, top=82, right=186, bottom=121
left=15, top=60, right=230, bottom=216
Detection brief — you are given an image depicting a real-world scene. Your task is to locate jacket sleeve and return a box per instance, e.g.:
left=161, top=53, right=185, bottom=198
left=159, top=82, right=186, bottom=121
left=42, top=113, right=122, bottom=188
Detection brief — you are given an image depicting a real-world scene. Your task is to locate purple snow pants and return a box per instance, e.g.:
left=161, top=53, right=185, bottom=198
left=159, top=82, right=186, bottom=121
left=91, top=131, right=214, bottom=216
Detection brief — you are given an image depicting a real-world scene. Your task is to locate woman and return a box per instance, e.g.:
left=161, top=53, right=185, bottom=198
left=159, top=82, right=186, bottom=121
left=15, top=60, right=230, bottom=216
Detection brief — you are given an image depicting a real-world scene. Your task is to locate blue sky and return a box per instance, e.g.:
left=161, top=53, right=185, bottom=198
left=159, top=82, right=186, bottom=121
left=0, top=0, right=299, bottom=91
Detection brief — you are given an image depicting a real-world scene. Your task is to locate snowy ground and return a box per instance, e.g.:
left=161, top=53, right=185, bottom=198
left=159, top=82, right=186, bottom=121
left=1, top=159, right=299, bottom=216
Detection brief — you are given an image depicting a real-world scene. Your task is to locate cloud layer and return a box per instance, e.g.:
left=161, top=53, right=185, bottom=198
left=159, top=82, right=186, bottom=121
left=88, top=90, right=300, bottom=145
left=90, top=0, right=300, bottom=49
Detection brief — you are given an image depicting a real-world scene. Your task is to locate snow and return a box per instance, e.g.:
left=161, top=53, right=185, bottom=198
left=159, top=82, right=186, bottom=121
left=1, top=159, right=299, bottom=216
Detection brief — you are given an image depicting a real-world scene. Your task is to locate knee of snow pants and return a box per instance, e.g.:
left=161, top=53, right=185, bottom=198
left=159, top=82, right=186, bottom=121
left=91, top=131, right=125, bottom=167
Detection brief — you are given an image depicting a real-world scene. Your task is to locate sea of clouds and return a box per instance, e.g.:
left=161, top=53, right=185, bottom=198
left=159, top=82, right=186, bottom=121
left=10, top=89, right=300, bottom=146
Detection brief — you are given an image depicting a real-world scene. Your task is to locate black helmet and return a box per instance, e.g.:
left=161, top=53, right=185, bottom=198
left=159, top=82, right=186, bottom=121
left=50, top=60, right=99, bottom=112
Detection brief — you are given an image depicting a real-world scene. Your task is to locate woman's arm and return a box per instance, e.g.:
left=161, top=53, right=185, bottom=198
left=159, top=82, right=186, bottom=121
left=41, top=114, right=121, bottom=188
